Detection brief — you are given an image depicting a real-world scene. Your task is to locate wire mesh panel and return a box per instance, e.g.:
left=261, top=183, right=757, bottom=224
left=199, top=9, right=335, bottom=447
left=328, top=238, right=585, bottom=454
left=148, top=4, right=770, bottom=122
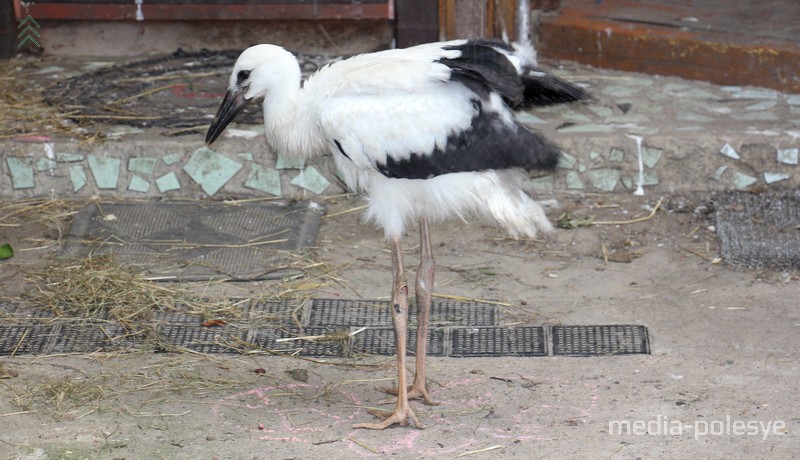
left=158, top=324, right=247, bottom=353
left=428, top=300, right=497, bottom=327
left=714, top=190, right=800, bottom=268
left=308, top=299, right=497, bottom=327
left=308, top=299, right=392, bottom=327
left=251, top=327, right=352, bottom=357
left=2, top=301, right=651, bottom=357
left=248, top=300, right=303, bottom=328
left=552, top=325, right=650, bottom=356
left=0, top=325, right=55, bottom=355
left=51, top=323, right=139, bottom=353
left=352, top=327, right=447, bottom=356
left=62, top=201, right=323, bottom=281
left=450, top=327, right=547, bottom=357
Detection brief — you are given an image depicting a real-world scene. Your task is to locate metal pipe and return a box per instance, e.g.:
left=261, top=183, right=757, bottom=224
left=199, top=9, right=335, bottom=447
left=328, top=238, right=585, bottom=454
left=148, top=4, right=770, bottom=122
left=516, top=0, right=531, bottom=46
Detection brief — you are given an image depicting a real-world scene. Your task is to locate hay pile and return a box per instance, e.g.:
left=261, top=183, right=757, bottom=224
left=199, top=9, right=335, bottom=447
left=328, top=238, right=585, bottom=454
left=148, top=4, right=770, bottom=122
left=0, top=61, right=82, bottom=140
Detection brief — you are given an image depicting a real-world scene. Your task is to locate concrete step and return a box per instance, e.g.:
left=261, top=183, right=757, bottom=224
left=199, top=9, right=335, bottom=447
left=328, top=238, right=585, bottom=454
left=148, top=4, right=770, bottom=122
left=2, top=59, right=799, bottom=201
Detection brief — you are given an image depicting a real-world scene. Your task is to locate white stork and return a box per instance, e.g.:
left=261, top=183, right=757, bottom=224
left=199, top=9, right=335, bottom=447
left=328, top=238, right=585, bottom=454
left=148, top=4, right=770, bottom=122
left=206, top=38, right=588, bottom=430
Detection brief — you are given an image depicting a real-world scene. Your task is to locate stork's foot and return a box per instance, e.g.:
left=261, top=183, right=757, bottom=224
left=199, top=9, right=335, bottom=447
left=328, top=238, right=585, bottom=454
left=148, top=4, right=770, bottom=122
left=353, top=404, right=425, bottom=430
left=379, top=383, right=440, bottom=406
left=407, top=384, right=440, bottom=406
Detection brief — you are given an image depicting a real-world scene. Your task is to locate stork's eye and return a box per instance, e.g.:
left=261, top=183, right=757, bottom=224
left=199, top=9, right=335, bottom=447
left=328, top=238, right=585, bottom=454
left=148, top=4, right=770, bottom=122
left=237, top=70, right=251, bottom=84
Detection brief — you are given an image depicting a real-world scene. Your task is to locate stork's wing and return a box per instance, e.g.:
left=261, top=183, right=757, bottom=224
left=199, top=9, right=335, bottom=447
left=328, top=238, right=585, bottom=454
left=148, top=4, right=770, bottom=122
left=309, top=39, right=574, bottom=180
left=317, top=83, right=560, bottom=180
left=437, top=39, right=590, bottom=108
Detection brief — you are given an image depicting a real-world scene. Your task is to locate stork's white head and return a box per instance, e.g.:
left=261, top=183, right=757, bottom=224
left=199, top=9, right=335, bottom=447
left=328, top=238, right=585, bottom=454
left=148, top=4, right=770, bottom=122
left=206, top=44, right=300, bottom=145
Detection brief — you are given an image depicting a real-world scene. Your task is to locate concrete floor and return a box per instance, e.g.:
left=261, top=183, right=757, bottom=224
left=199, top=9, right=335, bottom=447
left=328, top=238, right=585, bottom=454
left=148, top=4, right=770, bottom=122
left=2, top=6, right=800, bottom=456
left=0, top=192, right=799, bottom=459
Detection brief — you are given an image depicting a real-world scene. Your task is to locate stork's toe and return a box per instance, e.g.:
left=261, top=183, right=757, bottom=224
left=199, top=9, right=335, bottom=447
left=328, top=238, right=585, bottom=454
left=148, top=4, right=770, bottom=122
left=353, top=405, right=425, bottom=430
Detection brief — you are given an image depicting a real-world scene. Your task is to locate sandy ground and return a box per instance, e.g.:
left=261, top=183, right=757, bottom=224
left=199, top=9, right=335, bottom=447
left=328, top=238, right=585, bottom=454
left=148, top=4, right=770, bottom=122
left=1, top=192, right=798, bottom=459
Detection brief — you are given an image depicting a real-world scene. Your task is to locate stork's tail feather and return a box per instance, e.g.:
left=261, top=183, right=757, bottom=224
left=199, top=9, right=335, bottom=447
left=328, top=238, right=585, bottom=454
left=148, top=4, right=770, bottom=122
left=438, top=38, right=589, bottom=109
left=517, top=125, right=562, bottom=170
left=365, top=170, right=555, bottom=241
left=478, top=169, right=555, bottom=239
left=520, top=68, right=591, bottom=108
left=484, top=186, right=553, bottom=239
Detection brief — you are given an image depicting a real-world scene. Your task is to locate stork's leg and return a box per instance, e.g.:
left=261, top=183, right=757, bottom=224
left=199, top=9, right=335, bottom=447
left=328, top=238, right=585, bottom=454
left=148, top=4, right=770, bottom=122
left=353, top=235, right=424, bottom=430
left=379, top=218, right=441, bottom=405
left=408, top=216, right=440, bottom=405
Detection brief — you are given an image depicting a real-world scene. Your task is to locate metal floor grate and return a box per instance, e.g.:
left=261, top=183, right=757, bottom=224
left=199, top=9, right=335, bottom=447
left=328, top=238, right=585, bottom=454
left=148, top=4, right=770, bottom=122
left=62, top=201, right=323, bottom=281
left=308, top=299, right=497, bottom=327
left=157, top=324, right=248, bottom=354
left=713, top=190, right=800, bottom=268
left=52, top=324, right=139, bottom=353
left=352, top=328, right=448, bottom=356
left=1, top=301, right=650, bottom=357
left=450, top=327, right=548, bottom=357
left=252, top=327, right=352, bottom=357
left=0, top=325, right=54, bottom=355
left=552, top=325, right=651, bottom=356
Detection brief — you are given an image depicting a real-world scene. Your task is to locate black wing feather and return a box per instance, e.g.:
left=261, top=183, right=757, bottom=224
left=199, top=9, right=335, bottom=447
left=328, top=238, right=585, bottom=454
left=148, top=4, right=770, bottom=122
left=373, top=39, right=587, bottom=180
left=439, top=38, right=590, bottom=108
left=520, top=68, right=591, bottom=107
left=376, top=104, right=559, bottom=180
left=439, top=40, right=525, bottom=107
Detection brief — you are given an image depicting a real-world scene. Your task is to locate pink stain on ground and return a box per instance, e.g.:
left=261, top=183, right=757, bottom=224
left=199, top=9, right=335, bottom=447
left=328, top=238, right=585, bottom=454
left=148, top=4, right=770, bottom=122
left=346, top=429, right=479, bottom=457
left=211, top=383, right=363, bottom=440
left=437, top=376, right=600, bottom=442
left=210, top=376, right=600, bottom=457
left=9, top=135, right=53, bottom=142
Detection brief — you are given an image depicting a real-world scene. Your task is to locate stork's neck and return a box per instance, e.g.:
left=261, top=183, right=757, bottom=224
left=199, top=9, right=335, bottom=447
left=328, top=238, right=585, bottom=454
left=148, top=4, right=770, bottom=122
left=262, top=77, right=324, bottom=161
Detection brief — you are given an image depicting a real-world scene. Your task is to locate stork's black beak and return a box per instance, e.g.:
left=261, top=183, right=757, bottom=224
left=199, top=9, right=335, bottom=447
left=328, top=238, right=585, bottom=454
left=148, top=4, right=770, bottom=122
left=205, top=87, right=252, bottom=145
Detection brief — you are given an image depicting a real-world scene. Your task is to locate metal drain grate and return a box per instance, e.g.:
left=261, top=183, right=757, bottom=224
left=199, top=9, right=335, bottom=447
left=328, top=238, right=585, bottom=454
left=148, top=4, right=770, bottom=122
left=52, top=324, right=138, bottom=353
left=252, top=327, right=352, bottom=357
left=552, top=325, right=650, bottom=356
left=0, top=325, right=54, bottom=355
left=308, top=299, right=497, bottom=327
left=352, top=328, right=447, bottom=356
left=10, top=308, right=57, bottom=320
left=62, top=201, right=323, bottom=281
left=1, top=301, right=651, bottom=357
left=0, top=320, right=141, bottom=355
left=158, top=325, right=247, bottom=354
left=450, top=327, right=547, bottom=357
left=714, top=190, right=800, bottom=268
left=154, top=311, right=214, bottom=324
left=429, top=300, right=497, bottom=327
left=248, top=300, right=302, bottom=328
left=309, top=299, right=391, bottom=327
